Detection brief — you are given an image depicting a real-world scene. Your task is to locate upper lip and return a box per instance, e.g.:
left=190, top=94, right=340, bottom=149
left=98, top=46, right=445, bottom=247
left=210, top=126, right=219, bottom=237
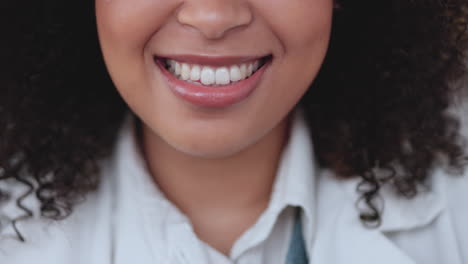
left=155, top=54, right=271, bottom=67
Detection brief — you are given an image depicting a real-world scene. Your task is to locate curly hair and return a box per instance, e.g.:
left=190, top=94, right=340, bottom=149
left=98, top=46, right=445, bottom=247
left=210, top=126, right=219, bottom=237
left=1, top=0, right=468, bottom=239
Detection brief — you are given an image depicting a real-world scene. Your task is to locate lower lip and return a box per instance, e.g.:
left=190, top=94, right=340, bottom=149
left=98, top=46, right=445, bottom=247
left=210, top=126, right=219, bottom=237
left=155, top=58, right=270, bottom=108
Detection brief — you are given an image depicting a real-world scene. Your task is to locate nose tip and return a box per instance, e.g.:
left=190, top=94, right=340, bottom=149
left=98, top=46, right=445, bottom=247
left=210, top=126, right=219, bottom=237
left=177, top=1, right=252, bottom=40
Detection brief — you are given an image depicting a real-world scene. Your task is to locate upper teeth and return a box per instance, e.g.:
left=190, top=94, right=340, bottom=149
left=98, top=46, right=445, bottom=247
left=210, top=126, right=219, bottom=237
left=167, top=59, right=261, bottom=86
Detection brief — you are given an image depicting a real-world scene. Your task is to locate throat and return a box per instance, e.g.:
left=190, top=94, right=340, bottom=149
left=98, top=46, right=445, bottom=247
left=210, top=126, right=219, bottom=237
left=138, top=111, right=292, bottom=254
left=189, top=198, right=270, bottom=256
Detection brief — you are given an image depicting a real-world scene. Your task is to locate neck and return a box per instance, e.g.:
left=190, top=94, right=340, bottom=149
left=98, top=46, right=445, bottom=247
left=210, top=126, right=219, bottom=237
left=139, top=113, right=292, bottom=254
left=141, top=115, right=291, bottom=216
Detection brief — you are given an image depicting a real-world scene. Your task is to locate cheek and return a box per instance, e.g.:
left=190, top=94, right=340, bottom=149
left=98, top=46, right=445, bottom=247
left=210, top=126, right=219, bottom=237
left=262, top=0, right=334, bottom=53
left=95, top=0, right=180, bottom=76
left=257, top=0, right=334, bottom=94
left=96, top=0, right=176, bottom=49
left=95, top=0, right=181, bottom=103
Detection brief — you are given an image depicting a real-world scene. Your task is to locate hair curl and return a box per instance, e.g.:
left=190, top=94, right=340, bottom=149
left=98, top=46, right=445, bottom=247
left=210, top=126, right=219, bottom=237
left=1, top=0, right=468, bottom=239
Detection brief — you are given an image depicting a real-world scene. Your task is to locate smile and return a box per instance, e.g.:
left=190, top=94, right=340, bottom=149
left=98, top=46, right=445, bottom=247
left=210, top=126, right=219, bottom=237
left=163, top=57, right=269, bottom=86
left=154, top=55, right=272, bottom=108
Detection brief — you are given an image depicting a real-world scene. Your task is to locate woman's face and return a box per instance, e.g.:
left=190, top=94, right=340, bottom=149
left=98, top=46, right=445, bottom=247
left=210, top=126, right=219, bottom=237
left=96, top=0, right=333, bottom=158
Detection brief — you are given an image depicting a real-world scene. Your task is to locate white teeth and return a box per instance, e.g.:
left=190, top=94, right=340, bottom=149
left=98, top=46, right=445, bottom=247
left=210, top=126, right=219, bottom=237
left=230, top=65, right=242, bottom=82
left=253, top=61, right=259, bottom=71
left=190, top=65, right=201, bottom=81
left=169, top=60, right=176, bottom=73
left=215, top=67, right=230, bottom=85
left=200, top=67, right=215, bottom=85
left=239, top=64, right=247, bottom=80
left=247, top=64, right=253, bottom=76
left=174, top=62, right=181, bottom=76
left=181, top=64, right=191, bottom=80
left=165, top=58, right=265, bottom=86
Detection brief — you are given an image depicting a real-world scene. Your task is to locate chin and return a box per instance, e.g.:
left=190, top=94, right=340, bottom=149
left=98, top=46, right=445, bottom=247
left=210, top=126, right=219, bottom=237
left=169, top=136, right=253, bottom=159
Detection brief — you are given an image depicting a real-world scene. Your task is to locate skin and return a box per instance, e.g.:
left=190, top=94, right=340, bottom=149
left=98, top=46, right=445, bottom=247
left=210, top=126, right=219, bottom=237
left=96, top=0, right=333, bottom=255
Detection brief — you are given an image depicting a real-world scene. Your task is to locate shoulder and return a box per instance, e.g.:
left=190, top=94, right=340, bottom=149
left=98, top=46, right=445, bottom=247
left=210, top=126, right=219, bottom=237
left=0, top=159, right=116, bottom=264
left=376, top=167, right=468, bottom=263
left=310, top=161, right=468, bottom=264
left=435, top=166, right=468, bottom=246
left=442, top=102, right=468, bottom=239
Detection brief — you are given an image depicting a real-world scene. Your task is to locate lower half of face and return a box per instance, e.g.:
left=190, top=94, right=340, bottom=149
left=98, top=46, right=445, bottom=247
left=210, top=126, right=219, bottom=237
left=96, top=0, right=333, bottom=158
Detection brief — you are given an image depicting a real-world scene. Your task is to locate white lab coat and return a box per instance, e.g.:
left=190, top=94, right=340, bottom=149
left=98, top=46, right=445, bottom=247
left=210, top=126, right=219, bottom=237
left=0, top=108, right=467, bottom=264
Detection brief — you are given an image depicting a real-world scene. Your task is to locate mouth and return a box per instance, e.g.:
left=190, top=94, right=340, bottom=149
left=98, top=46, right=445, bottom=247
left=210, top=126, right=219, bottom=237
left=156, top=55, right=272, bottom=86
left=153, top=54, right=273, bottom=108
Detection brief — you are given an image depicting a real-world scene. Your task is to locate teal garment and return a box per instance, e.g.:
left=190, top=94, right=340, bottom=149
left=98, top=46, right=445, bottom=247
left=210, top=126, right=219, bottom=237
left=285, top=209, right=309, bottom=264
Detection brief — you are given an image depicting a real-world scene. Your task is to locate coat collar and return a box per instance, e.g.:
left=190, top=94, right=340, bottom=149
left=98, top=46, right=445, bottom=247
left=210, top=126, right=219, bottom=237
left=269, top=107, right=318, bottom=258
left=112, top=108, right=320, bottom=261
left=266, top=106, right=446, bottom=264
left=110, top=107, right=447, bottom=264
left=308, top=166, right=446, bottom=264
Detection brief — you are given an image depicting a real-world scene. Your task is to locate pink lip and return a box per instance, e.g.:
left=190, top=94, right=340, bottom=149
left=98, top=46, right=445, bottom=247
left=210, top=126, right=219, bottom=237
left=158, top=54, right=266, bottom=67
left=155, top=56, right=271, bottom=108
